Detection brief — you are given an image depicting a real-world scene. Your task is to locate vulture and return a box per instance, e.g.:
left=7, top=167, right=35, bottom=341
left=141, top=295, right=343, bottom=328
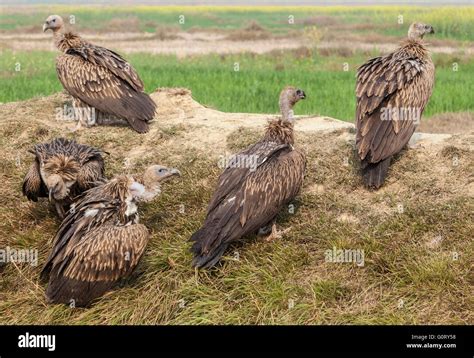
left=355, top=22, right=435, bottom=188
left=22, top=137, right=106, bottom=218
left=190, top=86, right=307, bottom=268
left=40, top=164, right=180, bottom=307
left=43, top=15, right=156, bottom=133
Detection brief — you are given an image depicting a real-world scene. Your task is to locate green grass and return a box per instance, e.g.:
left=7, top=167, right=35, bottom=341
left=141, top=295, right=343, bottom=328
left=1, top=50, right=473, bottom=121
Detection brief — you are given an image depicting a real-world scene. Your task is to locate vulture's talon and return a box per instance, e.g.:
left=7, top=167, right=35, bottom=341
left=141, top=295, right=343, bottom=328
left=264, top=223, right=291, bottom=242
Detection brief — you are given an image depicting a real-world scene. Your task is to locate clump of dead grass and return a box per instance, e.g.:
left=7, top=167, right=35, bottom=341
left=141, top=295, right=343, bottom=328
left=225, top=21, right=271, bottom=41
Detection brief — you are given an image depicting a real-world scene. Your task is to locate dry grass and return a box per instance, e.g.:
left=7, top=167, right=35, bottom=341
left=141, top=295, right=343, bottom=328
left=0, top=89, right=472, bottom=324
left=153, top=26, right=180, bottom=41
left=224, top=21, right=272, bottom=41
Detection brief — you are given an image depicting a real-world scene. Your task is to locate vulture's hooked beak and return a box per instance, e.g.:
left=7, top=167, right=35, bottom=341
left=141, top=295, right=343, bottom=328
left=161, top=168, right=181, bottom=182
left=426, top=25, right=435, bottom=34
left=296, top=89, right=306, bottom=100
left=169, top=168, right=181, bottom=178
left=48, top=187, right=53, bottom=202
left=42, top=23, right=49, bottom=32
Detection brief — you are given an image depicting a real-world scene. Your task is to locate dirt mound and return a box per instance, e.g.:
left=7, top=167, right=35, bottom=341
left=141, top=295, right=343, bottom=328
left=0, top=88, right=472, bottom=324
left=1, top=87, right=472, bottom=205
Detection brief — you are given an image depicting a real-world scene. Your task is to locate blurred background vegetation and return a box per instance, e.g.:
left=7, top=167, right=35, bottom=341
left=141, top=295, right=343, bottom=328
left=1, top=5, right=473, bottom=120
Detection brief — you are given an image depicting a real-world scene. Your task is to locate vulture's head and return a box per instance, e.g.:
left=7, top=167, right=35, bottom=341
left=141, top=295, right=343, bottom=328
left=408, top=22, right=435, bottom=40
left=41, top=155, right=80, bottom=202
left=43, top=15, right=64, bottom=33
left=279, top=86, right=306, bottom=122
left=130, top=165, right=181, bottom=202
left=280, top=86, right=306, bottom=106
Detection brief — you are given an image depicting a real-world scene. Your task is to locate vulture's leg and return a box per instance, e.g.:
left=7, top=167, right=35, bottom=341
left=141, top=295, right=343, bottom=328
left=72, top=98, right=84, bottom=130
left=258, top=222, right=273, bottom=236
left=264, top=221, right=291, bottom=242
left=71, top=98, right=101, bottom=131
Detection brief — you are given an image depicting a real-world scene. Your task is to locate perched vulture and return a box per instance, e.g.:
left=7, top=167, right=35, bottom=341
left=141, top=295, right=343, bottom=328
left=22, top=137, right=105, bottom=218
left=43, top=15, right=156, bottom=133
left=40, top=165, right=180, bottom=306
left=355, top=22, right=435, bottom=188
left=190, top=86, right=306, bottom=268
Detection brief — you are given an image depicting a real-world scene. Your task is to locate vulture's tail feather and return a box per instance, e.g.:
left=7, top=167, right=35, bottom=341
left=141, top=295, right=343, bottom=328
left=124, top=92, right=156, bottom=133
left=190, top=223, right=229, bottom=269
left=45, top=270, right=113, bottom=307
left=361, top=156, right=391, bottom=189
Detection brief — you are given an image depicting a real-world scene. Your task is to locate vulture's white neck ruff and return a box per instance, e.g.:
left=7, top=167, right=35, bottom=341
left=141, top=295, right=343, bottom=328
left=129, top=180, right=161, bottom=203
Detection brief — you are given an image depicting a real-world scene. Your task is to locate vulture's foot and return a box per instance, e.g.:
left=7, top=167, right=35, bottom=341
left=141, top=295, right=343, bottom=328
left=258, top=223, right=273, bottom=236
left=264, top=223, right=291, bottom=242
left=408, top=142, right=424, bottom=150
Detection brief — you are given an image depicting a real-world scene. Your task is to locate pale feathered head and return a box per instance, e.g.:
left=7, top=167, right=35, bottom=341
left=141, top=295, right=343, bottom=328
left=279, top=86, right=306, bottom=122
left=43, top=15, right=64, bottom=33
left=41, top=155, right=80, bottom=201
left=130, top=165, right=181, bottom=202
left=408, top=22, right=435, bottom=40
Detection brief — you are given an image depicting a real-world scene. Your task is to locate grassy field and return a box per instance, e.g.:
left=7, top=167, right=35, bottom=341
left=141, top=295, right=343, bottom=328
left=1, top=50, right=473, bottom=120
left=1, top=5, right=473, bottom=119
left=1, top=5, right=474, bottom=41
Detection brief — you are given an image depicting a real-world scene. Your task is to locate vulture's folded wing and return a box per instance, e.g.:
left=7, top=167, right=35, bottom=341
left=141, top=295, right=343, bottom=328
left=239, top=149, right=306, bottom=228
left=44, top=224, right=149, bottom=306
left=57, top=224, right=149, bottom=282
left=22, top=158, right=47, bottom=201
left=75, top=150, right=106, bottom=192
left=356, top=54, right=434, bottom=162
left=56, top=51, right=156, bottom=133
left=68, top=43, right=144, bottom=91
left=207, top=140, right=289, bottom=214
left=40, top=187, right=115, bottom=281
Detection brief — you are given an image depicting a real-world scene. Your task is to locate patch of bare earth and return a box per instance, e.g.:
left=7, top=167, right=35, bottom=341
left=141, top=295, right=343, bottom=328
left=1, top=30, right=472, bottom=57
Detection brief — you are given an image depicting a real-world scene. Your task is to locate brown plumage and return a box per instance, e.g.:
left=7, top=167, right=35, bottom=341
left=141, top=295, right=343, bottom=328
left=40, top=165, right=180, bottom=307
left=22, top=137, right=105, bottom=218
left=190, top=86, right=307, bottom=268
left=355, top=22, right=435, bottom=188
left=43, top=15, right=156, bottom=133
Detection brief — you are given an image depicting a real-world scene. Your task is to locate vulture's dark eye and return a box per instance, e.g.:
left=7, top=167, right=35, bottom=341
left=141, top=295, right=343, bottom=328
left=52, top=19, right=56, bottom=22
left=159, top=169, right=166, bottom=173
